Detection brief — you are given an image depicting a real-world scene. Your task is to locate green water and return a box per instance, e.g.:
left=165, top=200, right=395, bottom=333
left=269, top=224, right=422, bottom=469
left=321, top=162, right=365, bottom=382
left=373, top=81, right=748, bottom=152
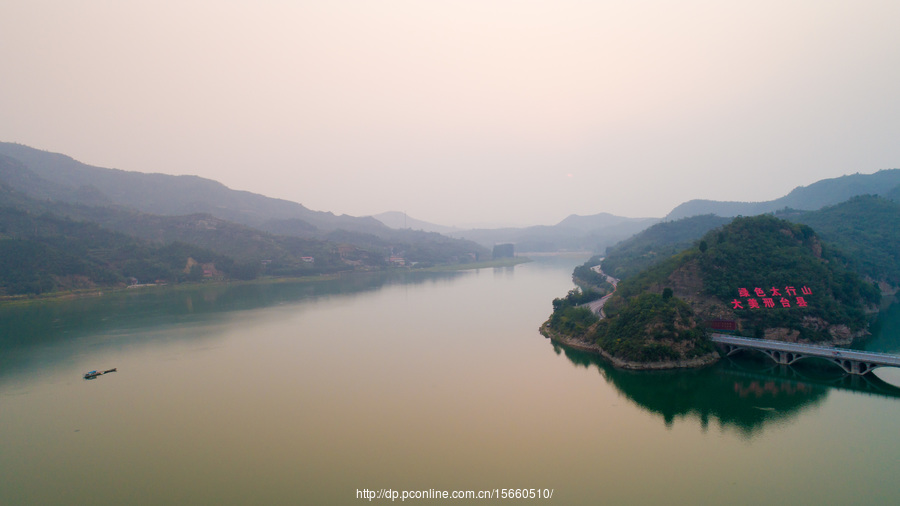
left=2, top=258, right=899, bottom=505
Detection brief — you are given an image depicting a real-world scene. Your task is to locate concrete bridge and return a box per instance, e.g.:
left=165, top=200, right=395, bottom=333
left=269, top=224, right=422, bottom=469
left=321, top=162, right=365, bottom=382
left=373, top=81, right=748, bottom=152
left=711, top=334, right=900, bottom=375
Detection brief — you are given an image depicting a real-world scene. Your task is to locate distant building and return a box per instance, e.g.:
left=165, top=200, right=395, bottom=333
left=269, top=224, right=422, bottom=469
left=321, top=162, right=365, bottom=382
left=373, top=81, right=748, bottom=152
left=202, top=264, right=216, bottom=277
left=492, top=243, right=515, bottom=259
left=338, top=245, right=356, bottom=258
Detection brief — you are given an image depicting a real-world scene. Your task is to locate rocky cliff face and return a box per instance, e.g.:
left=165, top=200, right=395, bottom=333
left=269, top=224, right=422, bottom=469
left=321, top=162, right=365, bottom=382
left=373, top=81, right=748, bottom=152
left=664, top=260, right=731, bottom=321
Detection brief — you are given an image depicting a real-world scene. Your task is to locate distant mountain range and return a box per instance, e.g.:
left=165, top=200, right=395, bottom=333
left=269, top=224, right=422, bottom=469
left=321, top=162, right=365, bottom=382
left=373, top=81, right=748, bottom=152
left=0, top=142, right=385, bottom=234
left=372, top=210, right=660, bottom=253
left=371, top=211, right=462, bottom=235
left=0, top=143, right=492, bottom=251
left=445, top=217, right=661, bottom=253
left=3, top=141, right=898, bottom=260
left=373, top=169, right=900, bottom=253
left=665, top=169, right=900, bottom=220
left=0, top=143, right=495, bottom=295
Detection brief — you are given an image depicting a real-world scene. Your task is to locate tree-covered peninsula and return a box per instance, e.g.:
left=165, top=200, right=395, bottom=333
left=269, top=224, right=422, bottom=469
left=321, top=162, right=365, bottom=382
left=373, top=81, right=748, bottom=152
left=542, top=215, right=882, bottom=369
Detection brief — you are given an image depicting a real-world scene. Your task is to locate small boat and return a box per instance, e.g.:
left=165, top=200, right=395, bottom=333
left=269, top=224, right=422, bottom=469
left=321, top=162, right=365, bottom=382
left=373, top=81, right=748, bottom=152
left=83, top=368, right=117, bottom=379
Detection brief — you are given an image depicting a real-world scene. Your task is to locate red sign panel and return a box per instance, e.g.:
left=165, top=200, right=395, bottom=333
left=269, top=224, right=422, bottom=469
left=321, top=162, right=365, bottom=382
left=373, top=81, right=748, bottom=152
left=706, top=319, right=737, bottom=331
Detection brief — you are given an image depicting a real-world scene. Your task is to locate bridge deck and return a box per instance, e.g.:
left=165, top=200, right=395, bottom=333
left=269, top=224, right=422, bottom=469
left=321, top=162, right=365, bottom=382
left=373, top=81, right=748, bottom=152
left=710, top=334, right=900, bottom=373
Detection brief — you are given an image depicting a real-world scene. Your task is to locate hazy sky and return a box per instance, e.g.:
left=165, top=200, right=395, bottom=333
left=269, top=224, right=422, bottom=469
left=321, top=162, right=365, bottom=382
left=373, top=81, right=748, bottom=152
left=2, top=1, right=899, bottom=227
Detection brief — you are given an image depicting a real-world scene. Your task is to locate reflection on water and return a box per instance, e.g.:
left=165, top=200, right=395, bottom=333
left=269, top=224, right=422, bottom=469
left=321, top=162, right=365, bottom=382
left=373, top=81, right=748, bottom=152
left=3, top=258, right=900, bottom=505
left=862, top=299, right=900, bottom=354
left=0, top=270, right=465, bottom=382
left=555, top=342, right=900, bottom=437
left=555, top=344, right=827, bottom=436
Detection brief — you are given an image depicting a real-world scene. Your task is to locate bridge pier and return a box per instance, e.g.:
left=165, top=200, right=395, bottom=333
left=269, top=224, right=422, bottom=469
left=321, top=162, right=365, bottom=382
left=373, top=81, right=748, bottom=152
left=760, top=349, right=807, bottom=366
left=850, top=361, right=875, bottom=375
left=767, top=350, right=786, bottom=365
left=711, top=334, right=900, bottom=376
left=822, top=358, right=877, bottom=375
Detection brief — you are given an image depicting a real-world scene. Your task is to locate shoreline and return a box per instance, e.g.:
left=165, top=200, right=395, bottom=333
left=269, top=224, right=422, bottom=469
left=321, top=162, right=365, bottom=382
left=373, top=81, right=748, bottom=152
left=0, top=272, right=347, bottom=306
left=0, top=259, right=534, bottom=307
left=416, top=257, right=531, bottom=272
left=540, top=322, right=721, bottom=371
left=542, top=263, right=722, bottom=370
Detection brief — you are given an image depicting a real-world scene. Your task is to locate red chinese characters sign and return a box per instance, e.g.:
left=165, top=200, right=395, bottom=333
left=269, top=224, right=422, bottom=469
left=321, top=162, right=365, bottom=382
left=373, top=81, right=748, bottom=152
left=732, top=285, right=811, bottom=310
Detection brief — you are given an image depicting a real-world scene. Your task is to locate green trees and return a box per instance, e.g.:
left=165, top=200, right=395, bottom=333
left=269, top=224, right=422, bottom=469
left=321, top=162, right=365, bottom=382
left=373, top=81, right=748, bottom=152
left=0, top=240, right=68, bottom=294
left=789, top=195, right=900, bottom=289
left=600, top=214, right=729, bottom=281
left=548, top=213, right=883, bottom=364
left=696, top=215, right=879, bottom=338
left=548, top=289, right=600, bottom=336
left=594, top=293, right=711, bottom=362
left=0, top=208, right=253, bottom=295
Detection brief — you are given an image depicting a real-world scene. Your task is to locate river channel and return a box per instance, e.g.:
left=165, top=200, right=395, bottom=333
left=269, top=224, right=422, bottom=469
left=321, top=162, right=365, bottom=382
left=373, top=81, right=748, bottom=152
left=2, top=257, right=899, bottom=504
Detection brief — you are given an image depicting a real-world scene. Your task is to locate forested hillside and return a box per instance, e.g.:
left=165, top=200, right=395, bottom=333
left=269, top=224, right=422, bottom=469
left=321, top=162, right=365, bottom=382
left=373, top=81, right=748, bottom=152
left=886, top=184, right=900, bottom=203
left=0, top=206, right=249, bottom=295
left=0, top=144, right=490, bottom=296
left=545, top=215, right=883, bottom=368
left=788, top=195, right=900, bottom=289
left=600, top=215, right=731, bottom=282
left=605, top=215, right=879, bottom=343
left=600, top=192, right=900, bottom=294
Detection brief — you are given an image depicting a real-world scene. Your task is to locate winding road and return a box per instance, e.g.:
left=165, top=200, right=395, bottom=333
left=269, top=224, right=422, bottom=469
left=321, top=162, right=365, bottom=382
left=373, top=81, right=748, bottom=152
left=582, top=264, right=618, bottom=317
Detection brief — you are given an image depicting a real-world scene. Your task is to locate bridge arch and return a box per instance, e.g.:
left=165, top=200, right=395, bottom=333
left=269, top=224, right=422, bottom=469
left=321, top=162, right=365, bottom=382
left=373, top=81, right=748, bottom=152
left=711, top=334, right=900, bottom=376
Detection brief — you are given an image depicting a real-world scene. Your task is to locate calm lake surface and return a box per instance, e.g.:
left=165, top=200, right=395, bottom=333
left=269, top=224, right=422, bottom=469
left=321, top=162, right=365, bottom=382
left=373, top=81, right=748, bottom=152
left=2, top=257, right=900, bottom=505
